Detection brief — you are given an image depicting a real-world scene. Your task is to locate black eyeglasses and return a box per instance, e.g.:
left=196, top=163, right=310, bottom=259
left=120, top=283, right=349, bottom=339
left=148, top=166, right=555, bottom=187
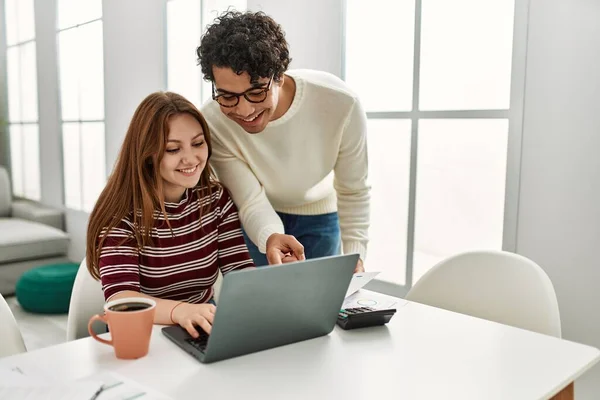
left=212, top=76, right=274, bottom=108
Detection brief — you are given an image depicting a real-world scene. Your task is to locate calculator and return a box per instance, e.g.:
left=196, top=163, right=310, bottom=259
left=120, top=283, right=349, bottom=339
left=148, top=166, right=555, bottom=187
left=336, top=306, right=396, bottom=330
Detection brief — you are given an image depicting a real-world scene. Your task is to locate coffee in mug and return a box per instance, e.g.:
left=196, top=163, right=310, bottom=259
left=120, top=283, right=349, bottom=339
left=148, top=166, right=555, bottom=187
left=108, top=302, right=152, bottom=312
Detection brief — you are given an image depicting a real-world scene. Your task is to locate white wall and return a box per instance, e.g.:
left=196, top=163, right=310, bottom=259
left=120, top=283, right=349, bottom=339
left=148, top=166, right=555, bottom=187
left=103, top=0, right=167, bottom=171
left=517, top=0, right=600, bottom=398
left=34, top=0, right=63, bottom=208
left=247, top=0, right=343, bottom=77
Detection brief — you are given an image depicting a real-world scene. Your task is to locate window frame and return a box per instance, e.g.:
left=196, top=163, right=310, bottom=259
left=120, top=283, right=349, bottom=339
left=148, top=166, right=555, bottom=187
left=56, top=7, right=106, bottom=212
left=4, top=0, right=41, bottom=200
left=341, top=0, right=529, bottom=297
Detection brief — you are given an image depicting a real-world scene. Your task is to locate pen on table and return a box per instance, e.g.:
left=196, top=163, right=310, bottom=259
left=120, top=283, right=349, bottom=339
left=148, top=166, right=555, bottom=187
left=90, top=385, right=105, bottom=400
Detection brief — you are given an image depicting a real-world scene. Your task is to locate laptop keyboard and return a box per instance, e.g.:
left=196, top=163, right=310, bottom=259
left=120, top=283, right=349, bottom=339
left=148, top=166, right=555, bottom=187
left=185, top=331, right=209, bottom=353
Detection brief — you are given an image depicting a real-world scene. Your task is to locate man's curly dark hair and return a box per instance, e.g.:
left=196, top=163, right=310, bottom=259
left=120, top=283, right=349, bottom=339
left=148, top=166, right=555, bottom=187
left=197, top=11, right=291, bottom=83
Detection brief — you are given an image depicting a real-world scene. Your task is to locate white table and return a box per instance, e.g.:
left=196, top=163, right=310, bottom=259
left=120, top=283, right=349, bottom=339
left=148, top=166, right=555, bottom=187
left=1, top=295, right=598, bottom=400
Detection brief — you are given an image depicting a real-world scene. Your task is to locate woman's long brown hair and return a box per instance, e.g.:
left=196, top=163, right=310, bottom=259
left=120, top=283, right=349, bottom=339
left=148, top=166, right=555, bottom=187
left=86, top=92, right=217, bottom=280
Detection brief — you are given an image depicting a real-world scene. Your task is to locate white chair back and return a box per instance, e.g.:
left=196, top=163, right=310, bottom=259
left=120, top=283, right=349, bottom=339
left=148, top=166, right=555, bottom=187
left=406, top=250, right=562, bottom=337
left=66, top=258, right=105, bottom=341
left=0, top=293, right=27, bottom=357
left=213, top=270, right=223, bottom=303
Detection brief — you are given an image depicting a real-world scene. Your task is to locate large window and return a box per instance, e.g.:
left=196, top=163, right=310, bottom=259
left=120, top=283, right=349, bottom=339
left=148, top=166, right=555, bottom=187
left=57, top=0, right=106, bottom=212
left=166, top=0, right=247, bottom=108
left=4, top=0, right=40, bottom=200
left=345, top=0, right=515, bottom=286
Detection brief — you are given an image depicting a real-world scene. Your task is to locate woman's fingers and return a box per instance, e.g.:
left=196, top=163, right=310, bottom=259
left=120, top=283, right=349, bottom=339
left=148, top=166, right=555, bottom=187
left=202, top=310, right=215, bottom=325
left=179, top=305, right=217, bottom=337
left=183, top=320, right=200, bottom=338
left=193, top=315, right=212, bottom=334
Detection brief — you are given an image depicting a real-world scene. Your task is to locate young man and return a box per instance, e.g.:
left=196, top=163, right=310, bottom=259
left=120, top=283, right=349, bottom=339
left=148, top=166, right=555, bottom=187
left=197, top=11, right=370, bottom=272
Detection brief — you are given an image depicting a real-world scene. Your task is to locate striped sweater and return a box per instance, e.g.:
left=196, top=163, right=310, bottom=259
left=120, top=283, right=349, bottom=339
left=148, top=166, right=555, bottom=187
left=98, top=185, right=254, bottom=302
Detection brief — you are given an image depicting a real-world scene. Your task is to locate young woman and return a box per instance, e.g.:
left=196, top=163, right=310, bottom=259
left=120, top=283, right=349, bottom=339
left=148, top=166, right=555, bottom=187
left=86, top=92, right=254, bottom=338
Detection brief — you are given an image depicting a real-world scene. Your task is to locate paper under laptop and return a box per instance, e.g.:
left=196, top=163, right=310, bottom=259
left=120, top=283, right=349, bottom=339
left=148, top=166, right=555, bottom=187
left=345, top=271, right=380, bottom=298
left=343, top=289, right=408, bottom=311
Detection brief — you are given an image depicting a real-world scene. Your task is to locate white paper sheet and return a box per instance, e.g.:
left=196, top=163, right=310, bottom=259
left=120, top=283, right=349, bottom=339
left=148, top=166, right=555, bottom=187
left=0, top=366, right=170, bottom=400
left=345, top=271, right=381, bottom=298
left=0, top=382, right=103, bottom=400
left=343, top=289, right=408, bottom=310
left=87, top=372, right=172, bottom=400
left=0, top=366, right=34, bottom=386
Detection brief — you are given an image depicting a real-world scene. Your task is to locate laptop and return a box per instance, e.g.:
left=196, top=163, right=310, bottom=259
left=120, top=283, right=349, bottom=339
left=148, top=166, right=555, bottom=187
left=162, top=253, right=358, bottom=363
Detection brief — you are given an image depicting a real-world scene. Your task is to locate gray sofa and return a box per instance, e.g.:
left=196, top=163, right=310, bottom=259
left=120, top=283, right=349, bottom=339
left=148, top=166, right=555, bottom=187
left=0, top=166, right=71, bottom=295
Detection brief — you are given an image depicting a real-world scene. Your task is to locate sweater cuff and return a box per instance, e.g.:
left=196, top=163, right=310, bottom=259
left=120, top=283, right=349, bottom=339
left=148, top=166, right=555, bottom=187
left=343, top=241, right=367, bottom=263
left=257, top=223, right=285, bottom=254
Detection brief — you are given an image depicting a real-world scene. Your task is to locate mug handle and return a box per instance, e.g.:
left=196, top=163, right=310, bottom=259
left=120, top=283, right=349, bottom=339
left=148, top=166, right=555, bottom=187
left=88, top=314, right=113, bottom=346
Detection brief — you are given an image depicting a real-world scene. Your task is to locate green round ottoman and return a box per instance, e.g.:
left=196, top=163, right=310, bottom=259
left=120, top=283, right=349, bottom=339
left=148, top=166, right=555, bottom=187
left=16, top=262, right=80, bottom=314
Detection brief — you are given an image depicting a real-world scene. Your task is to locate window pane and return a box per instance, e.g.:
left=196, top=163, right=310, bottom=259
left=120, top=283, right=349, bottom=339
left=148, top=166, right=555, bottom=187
left=4, top=0, right=18, bottom=46
left=58, top=0, right=102, bottom=29
left=6, top=47, right=21, bottom=122
left=17, top=0, right=35, bottom=43
left=9, top=125, right=23, bottom=197
left=419, top=0, right=515, bottom=110
left=366, top=119, right=411, bottom=284
left=167, top=0, right=202, bottom=108
left=78, top=21, right=104, bottom=120
left=58, top=28, right=81, bottom=120
left=22, top=124, right=41, bottom=201
left=345, top=0, right=415, bottom=112
left=80, top=123, right=106, bottom=212
left=63, top=123, right=82, bottom=209
left=20, top=42, right=39, bottom=122
left=413, top=119, right=508, bottom=283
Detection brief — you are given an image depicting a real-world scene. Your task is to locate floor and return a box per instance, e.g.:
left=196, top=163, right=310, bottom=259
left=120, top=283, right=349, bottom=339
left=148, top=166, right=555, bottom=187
left=6, top=296, right=68, bottom=351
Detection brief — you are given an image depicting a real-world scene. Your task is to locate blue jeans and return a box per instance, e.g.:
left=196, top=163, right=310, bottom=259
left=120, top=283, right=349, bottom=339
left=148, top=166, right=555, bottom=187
left=242, top=212, right=341, bottom=267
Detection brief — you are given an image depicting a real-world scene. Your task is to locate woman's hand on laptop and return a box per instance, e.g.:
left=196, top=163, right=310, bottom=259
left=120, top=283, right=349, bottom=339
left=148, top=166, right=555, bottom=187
left=266, top=233, right=305, bottom=265
left=171, top=303, right=216, bottom=338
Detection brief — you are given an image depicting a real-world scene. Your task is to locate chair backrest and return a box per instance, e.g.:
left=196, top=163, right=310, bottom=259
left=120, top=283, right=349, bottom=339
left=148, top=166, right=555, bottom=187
left=0, top=293, right=27, bottom=357
left=214, top=270, right=223, bottom=303
left=0, top=166, right=11, bottom=217
left=66, top=258, right=106, bottom=341
left=405, top=250, right=562, bottom=337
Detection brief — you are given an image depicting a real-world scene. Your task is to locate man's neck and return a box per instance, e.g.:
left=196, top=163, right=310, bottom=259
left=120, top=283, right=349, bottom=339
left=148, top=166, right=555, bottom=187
left=271, top=74, right=296, bottom=121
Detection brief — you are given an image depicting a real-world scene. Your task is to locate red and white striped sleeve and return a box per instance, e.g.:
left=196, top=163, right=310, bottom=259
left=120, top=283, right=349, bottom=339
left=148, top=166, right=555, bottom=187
left=98, top=219, right=141, bottom=301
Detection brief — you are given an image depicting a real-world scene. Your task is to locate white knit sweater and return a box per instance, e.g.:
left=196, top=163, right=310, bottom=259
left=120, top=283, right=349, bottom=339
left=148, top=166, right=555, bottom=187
left=201, top=69, right=370, bottom=261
